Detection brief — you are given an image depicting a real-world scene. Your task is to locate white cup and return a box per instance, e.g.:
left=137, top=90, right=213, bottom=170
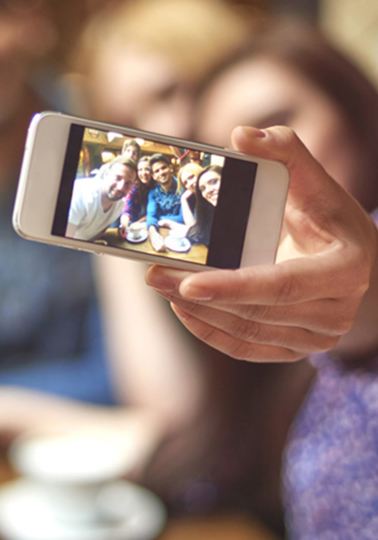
left=127, top=222, right=146, bottom=240
left=9, top=431, right=135, bottom=524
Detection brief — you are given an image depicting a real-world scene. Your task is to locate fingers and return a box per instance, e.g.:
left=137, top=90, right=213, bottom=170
left=144, top=126, right=377, bottom=363
left=168, top=296, right=339, bottom=353
left=232, top=126, right=350, bottom=227
left=232, top=125, right=378, bottom=261
left=146, top=246, right=369, bottom=305
left=158, top=290, right=356, bottom=336
left=171, top=303, right=302, bottom=363
left=213, top=297, right=357, bottom=336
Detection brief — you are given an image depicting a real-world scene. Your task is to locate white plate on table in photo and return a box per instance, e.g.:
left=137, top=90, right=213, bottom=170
left=164, top=235, right=191, bottom=253
left=125, top=230, right=148, bottom=244
left=0, top=478, right=166, bottom=540
left=124, top=224, right=148, bottom=244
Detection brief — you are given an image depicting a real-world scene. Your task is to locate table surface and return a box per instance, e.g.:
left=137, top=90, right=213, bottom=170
left=99, top=227, right=208, bottom=265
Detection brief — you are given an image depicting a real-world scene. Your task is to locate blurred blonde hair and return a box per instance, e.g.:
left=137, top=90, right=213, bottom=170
left=74, top=0, right=255, bottom=84
left=177, top=161, right=203, bottom=190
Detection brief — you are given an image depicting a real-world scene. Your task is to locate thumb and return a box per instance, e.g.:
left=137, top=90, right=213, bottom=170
left=231, top=125, right=353, bottom=233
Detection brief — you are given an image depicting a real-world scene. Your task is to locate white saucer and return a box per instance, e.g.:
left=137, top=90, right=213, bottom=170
left=0, top=479, right=166, bottom=540
left=125, top=230, right=148, bottom=244
left=164, top=236, right=191, bottom=253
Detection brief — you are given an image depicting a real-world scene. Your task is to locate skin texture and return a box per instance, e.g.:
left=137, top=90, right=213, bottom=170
left=146, top=125, right=377, bottom=362
left=195, top=57, right=364, bottom=203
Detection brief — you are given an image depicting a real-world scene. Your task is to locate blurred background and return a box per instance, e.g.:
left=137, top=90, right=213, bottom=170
left=0, top=1, right=377, bottom=539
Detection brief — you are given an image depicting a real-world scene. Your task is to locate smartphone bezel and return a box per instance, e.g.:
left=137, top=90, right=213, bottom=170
left=13, top=111, right=289, bottom=270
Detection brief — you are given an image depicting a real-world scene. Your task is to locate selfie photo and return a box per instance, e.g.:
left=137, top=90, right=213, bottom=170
left=65, top=127, right=225, bottom=265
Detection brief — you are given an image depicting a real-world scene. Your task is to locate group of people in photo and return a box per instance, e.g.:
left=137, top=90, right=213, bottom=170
left=66, top=134, right=224, bottom=257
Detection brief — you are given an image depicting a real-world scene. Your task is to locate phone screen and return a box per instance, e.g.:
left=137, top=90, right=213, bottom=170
left=52, top=124, right=257, bottom=268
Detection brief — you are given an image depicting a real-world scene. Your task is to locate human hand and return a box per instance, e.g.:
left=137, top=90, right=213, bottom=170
left=119, top=214, right=129, bottom=238
left=157, top=218, right=173, bottom=228
left=146, top=126, right=377, bottom=362
left=181, top=189, right=193, bottom=201
left=149, top=226, right=166, bottom=252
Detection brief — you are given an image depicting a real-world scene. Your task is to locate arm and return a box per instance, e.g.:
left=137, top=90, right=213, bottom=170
left=120, top=213, right=130, bottom=231
left=146, top=126, right=377, bottom=362
left=146, top=189, right=159, bottom=229
left=122, top=186, right=139, bottom=226
left=0, top=388, right=165, bottom=470
left=148, top=225, right=166, bottom=253
left=94, top=256, right=205, bottom=427
left=181, top=190, right=196, bottom=227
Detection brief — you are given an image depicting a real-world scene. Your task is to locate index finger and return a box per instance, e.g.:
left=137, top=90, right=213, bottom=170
left=177, top=246, right=364, bottom=305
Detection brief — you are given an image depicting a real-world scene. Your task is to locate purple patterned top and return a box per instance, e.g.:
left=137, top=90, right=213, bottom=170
left=283, top=352, right=378, bottom=539
left=122, top=184, right=145, bottom=223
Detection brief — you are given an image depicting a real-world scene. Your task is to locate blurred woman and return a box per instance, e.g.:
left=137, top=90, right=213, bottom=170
left=74, top=0, right=251, bottom=136
left=177, top=162, right=203, bottom=228
left=147, top=18, right=378, bottom=538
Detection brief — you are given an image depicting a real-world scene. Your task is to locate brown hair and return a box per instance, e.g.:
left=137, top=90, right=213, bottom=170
left=74, top=0, right=253, bottom=85
left=195, top=17, right=378, bottom=209
left=177, top=161, right=203, bottom=190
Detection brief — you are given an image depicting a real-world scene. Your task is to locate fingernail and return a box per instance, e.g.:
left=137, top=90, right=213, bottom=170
left=180, top=282, right=213, bottom=301
left=146, top=268, right=188, bottom=291
left=239, top=125, right=267, bottom=138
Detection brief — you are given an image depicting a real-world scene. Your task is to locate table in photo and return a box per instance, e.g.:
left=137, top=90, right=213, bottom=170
left=98, top=227, right=208, bottom=265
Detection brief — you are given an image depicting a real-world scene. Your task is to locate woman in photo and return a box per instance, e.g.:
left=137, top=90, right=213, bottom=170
left=187, top=165, right=222, bottom=245
left=120, top=155, right=155, bottom=236
left=178, top=162, right=203, bottom=228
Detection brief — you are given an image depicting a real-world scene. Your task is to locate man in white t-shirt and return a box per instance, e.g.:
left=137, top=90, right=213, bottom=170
left=66, top=156, right=137, bottom=240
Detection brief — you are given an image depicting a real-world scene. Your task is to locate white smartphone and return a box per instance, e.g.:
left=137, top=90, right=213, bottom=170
left=13, top=112, right=289, bottom=271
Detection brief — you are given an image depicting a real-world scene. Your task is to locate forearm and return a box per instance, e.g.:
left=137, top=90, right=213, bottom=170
left=120, top=213, right=130, bottom=229
left=182, top=197, right=195, bottom=227
left=0, top=388, right=114, bottom=435
left=95, top=256, right=205, bottom=427
left=0, top=387, right=169, bottom=473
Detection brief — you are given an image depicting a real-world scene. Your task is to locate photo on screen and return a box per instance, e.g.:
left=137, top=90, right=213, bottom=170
left=63, top=127, right=226, bottom=266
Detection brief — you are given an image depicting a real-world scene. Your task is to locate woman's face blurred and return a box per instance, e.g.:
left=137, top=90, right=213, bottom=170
left=137, top=160, right=152, bottom=184
left=181, top=168, right=198, bottom=192
left=198, top=169, right=221, bottom=206
left=196, top=56, right=362, bottom=199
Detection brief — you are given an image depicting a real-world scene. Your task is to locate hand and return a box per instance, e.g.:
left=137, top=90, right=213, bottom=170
left=119, top=214, right=129, bottom=238
left=145, top=126, right=377, bottom=362
left=149, top=226, right=166, bottom=253
left=181, top=189, right=193, bottom=201
left=157, top=218, right=173, bottom=228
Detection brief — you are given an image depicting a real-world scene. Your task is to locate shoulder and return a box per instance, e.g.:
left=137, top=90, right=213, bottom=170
left=73, top=176, right=98, bottom=195
left=71, top=177, right=100, bottom=214
left=149, top=184, right=160, bottom=197
left=172, top=177, right=182, bottom=194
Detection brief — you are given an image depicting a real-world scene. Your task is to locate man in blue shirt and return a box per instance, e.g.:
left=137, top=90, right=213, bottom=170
left=146, top=153, right=184, bottom=252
